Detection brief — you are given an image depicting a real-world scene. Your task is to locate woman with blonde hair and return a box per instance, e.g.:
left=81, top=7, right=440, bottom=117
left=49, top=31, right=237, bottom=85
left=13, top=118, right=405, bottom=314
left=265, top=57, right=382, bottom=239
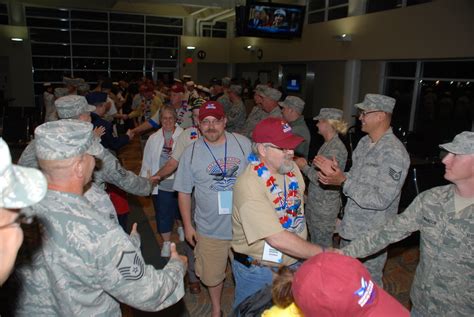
left=295, top=108, right=348, bottom=247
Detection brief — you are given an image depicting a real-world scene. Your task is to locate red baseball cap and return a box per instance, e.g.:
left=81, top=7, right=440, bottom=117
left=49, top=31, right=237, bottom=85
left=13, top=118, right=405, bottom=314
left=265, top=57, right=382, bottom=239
left=171, top=84, right=185, bottom=93
left=252, top=117, right=304, bottom=150
left=199, top=100, right=225, bottom=121
left=292, top=253, right=410, bottom=317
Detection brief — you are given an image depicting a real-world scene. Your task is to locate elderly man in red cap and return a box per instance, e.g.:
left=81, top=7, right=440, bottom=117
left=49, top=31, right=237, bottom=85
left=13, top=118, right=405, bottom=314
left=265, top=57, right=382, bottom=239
left=231, top=117, right=325, bottom=308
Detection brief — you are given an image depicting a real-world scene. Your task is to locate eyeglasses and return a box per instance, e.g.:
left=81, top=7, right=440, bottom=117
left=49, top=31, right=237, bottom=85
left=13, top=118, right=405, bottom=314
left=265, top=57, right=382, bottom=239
left=0, top=213, right=33, bottom=230
left=358, top=110, right=384, bottom=118
left=265, top=144, right=293, bottom=153
left=200, top=118, right=225, bottom=126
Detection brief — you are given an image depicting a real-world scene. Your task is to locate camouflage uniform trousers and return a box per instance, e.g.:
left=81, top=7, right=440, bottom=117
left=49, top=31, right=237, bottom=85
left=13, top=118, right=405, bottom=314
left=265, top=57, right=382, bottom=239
left=340, top=238, right=387, bottom=287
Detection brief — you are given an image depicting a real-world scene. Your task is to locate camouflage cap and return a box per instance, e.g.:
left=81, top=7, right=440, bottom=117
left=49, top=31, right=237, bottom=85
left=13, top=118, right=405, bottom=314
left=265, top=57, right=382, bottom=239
left=257, top=86, right=282, bottom=101
left=55, top=95, right=96, bottom=119
left=279, top=96, right=305, bottom=114
left=77, top=82, right=90, bottom=94
left=35, top=120, right=103, bottom=160
left=0, top=138, right=47, bottom=208
left=54, top=87, right=69, bottom=98
left=253, top=84, right=266, bottom=94
left=229, top=84, right=242, bottom=96
left=222, top=77, right=231, bottom=87
left=313, top=108, right=343, bottom=121
left=355, top=94, right=396, bottom=113
left=63, top=76, right=84, bottom=87
left=439, top=131, right=474, bottom=155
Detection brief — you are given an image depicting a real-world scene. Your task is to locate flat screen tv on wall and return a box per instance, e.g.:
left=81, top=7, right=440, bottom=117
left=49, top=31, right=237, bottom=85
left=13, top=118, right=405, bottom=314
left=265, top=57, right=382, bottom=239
left=236, top=2, right=306, bottom=39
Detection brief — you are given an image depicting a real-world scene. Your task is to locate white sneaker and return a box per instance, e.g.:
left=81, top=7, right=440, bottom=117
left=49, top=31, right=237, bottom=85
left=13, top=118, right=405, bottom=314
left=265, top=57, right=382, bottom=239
left=161, top=241, right=171, bottom=257
left=177, top=226, right=185, bottom=242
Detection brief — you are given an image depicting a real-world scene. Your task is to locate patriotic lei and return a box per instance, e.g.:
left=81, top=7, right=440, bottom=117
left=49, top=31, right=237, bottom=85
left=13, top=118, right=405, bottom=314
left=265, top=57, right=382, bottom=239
left=248, top=153, right=301, bottom=229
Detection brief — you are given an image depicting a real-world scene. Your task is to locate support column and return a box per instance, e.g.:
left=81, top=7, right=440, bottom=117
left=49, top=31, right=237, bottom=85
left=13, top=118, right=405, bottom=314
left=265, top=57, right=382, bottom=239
left=342, top=59, right=361, bottom=125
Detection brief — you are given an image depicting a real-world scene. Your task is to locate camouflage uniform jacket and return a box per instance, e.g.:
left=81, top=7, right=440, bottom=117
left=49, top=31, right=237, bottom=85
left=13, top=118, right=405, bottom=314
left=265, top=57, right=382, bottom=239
left=16, top=190, right=185, bottom=316
left=226, top=99, right=247, bottom=133
left=343, top=184, right=473, bottom=316
left=18, top=140, right=152, bottom=196
left=289, top=116, right=311, bottom=159
left=340, top=128, right=410, bottom=240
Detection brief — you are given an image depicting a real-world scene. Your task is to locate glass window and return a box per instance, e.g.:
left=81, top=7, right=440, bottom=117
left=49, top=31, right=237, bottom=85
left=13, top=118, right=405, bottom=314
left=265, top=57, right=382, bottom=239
left=26, top=17, right=69, bottom=28
left=422, top=61, right=474, bottom=79
left=72, top=30, right=108, bottom=44
left=308, top=11, right=325, bottom=24
left=30, top=28, right=70, bottom=43
left=329, top=0, right=348, bottom=6
left=26, top=7, right=69, bottom=19
left=110, top=59, right=144, bottom=71
left=366, top=0, right=402, bottom=13
left=73, top=58, right=108, bottom=70
left=110, top=13, right=143, bottom=23
left=145, top=48, right=177, bottom=59
left=146, top=25, right=182, bottom=35
left=212, top=30, right=227, bottom=38
left=407, top=0, right=432, bottom=6
left=146, top=35, right=178, bottom=48
left=72, top=45, right=108, bottom=57
left=386, top=62, right=417, bottom=77
left=0, top=15, right=7, bottom=25
left=328, top=6, right=348, bottom=20
left=71, top=10, right=107, bottom=21
left=32, top=43, right=70, bottom=56
left=72, top=71, right=109, bottom=82
left=146, top=16, right=182, bottom=26
left=110, top=32, right=144, bottom=46
left=111, top=46, right=144, bottom=59
left=110, top=23, right=144, bottom=33
left=33, top=70, right=71, bottom=82
left=111, top=71, right=144, bottom=81
left=0, top=3, right=7, bottom=14
left=33, top=57, right=70, bottom=69
left=308, top=0, right=326, bottom=11
left=146, top=60, right=176, bottom=70
left=384, top=79, right=415, bottom=132
left=71, top=20, right=108, bottom=31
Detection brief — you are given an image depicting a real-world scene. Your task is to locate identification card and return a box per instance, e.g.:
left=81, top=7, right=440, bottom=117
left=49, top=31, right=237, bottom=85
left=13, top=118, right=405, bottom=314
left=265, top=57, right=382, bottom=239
left=218, top=191, right=232, bottom=215
left=262, top=242, right=283, bottom=263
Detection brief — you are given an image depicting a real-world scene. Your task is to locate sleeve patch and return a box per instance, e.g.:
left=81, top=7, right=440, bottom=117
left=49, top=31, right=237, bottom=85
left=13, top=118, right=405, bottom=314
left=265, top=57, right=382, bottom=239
left=388, top=167, right=401, bottom=181
left=116, top=251, right=144, bottom=280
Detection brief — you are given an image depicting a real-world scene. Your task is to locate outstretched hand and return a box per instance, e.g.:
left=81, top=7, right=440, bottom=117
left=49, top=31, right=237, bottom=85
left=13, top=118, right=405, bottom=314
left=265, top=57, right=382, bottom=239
left=170, top=242, right=188, bottom=269
left=93, top=126, right=106, bottom=138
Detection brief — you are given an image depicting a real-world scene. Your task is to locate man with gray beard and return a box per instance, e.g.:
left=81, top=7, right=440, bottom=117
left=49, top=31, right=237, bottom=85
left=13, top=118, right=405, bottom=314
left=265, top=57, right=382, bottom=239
left=231, top=117, right=325, bottom=307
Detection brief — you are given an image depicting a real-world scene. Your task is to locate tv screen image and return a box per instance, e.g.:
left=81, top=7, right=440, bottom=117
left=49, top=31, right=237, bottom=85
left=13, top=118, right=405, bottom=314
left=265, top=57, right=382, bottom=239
left=236, top=2, right=306, bottom=39
left=286, top=77, right=301, bottom=92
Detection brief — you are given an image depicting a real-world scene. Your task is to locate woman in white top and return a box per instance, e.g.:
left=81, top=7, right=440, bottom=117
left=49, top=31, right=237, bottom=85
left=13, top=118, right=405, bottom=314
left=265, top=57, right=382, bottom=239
left=140, top=106, right=184, bottom=257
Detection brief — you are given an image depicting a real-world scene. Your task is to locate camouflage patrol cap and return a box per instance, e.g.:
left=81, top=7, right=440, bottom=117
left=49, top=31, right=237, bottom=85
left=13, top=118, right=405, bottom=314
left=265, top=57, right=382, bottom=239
left=355, top=94, right=396, bottom=113
left=253, top=84, right=266, bottom=94
left=54, top=87, right=69, bottom=98
left=279, top=96, right=305, bottom=114
left=63, top=76, right=84, bottom=87
left=257, top=86, right=282, bottom=101
left=55, top=95, right=96, bottom=119
left=439, top=131, right=474, bottom=155
left=313, top=108, right=343, bottom=121
left=35, top=120, right=103, bottom=160
left=229, top=85, right=242, bottom=96
left=0, top=138, right=47, bottom=208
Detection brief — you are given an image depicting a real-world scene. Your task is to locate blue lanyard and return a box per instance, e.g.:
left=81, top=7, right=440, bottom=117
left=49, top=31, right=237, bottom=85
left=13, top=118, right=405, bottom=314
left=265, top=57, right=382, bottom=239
left=203, top=138, right=227, bottom=176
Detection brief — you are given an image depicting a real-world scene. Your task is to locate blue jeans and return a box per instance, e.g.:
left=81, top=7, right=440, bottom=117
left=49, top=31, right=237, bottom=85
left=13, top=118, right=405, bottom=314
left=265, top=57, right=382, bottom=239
left=231, top=259, right=274, bottom=308
left=152, top=190, right=180, bottom=233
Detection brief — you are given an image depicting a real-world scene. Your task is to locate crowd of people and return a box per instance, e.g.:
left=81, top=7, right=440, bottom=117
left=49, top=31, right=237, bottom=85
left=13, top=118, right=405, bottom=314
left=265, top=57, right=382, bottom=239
left=0, top=74, right=472, bottom=317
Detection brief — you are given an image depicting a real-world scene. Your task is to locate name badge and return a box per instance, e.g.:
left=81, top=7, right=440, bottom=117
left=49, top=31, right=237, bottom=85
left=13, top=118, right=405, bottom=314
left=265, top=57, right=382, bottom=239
left=218, top=191, right=232, bottom=215
left=262, top=242, right=283, bottom=263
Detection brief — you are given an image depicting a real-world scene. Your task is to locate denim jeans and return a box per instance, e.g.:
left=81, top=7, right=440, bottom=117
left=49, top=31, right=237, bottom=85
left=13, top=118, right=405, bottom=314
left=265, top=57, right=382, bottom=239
left=231, top=259, right=274, bottom=308
left=151, top=190, right=180, bottom=233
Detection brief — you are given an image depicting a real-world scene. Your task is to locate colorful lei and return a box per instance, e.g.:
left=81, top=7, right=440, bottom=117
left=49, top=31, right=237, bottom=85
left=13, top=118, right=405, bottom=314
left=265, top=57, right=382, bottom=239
left=248, top=153, right=301, bottom=229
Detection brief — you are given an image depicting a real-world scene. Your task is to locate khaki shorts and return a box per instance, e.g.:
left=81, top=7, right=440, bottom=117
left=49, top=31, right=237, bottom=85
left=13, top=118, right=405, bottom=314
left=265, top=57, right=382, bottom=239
left=194, top=233, right=231, bottom=287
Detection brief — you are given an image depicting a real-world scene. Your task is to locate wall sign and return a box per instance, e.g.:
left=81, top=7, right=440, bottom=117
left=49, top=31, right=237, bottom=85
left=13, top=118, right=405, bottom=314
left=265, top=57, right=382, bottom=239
left=197, top=50, right=206, bottom=60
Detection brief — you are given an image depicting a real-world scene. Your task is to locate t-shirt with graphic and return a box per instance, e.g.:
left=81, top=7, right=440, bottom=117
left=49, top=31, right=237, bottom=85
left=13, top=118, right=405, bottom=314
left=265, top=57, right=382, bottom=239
left=173, top=132, right=252, bottom=240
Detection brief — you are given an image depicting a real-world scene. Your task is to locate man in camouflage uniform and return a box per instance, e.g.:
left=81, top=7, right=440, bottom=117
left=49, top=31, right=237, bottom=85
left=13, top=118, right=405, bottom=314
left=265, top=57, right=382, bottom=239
left=15, top=120, right=186, bottom=316
left=18, top=95, right=152, bottom=224
left=315, top=94, right=410, bottom=286
left=226, top=84, right=247, bottom=133
left=341, top=131, right=474, bottom=317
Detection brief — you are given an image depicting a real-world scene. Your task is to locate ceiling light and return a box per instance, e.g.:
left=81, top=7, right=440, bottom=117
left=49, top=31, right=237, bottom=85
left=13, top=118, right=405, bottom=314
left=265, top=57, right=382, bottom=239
left=186, top=46, right=196, bottom=50
left=11, top=38, right=23, bottom=42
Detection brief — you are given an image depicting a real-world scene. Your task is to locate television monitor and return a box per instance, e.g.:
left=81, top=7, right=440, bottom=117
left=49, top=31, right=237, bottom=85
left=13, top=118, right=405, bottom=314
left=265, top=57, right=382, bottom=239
left=286, top=77, right=301, bottom=92
left=236, top=2, right=306, bottom=39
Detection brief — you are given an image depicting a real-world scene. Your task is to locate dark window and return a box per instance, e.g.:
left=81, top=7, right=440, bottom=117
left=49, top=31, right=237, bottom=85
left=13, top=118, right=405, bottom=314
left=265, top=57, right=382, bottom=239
left=70, top=10, right=107, bottom=21
left=110, top=23, right=144, bottom=33
left=73, top=58, right=108, bottom=70
left=110, top=13, right=144, bottom=23
left=72, top=45, right=108, bottom=57
left=329, top=0, right=348, bottom=6
left=26, top=7, right=69, bottom=19
left=111, top=46, right=144, bottom=58
left=0, top=3, right=8, bottom=14
left=111, top=71, right=143, bottom=81
left=71, top=20, right=108, bottom=31
left=32, top=43, right=70, bottom=56
left=26, top=17, right=69, bottom=28
left=110, top=59, right=144, bottom=70
left=386, top=62, right=417, bottom=77
left=328, top=6, right=348, bottom=20
left=33, top=70, right=71, bottom=82
left=407, top=0, right=432, bottom=6
left=146, top=25, right=182, bottom=35
left=33, top=57, right=71, bottom=69
left=146, top=35, right=178, bottom=48
left=0, top=15, right=8, bottom=25
left=308, top=11, right=325, bottom=24
left=308, top=0, right=326, bottom=11
left=146, top=48, right=177, bottom=59
left=30, top=28, right=70, bottom=43
left=384, top=79, right=414, bottom=132
left=110, top=32, right=144, bottom=46
left=72, top=30, right=108, bottom=44
left=422, top=61, right=474, bottom=79
left=72, top=70, right=109, bottom=82
left=212, top=30, right=227, bottom=38
left=366, top=0, right=402, bottom=13
left=146, top=60, right=176, bottom=70
left=146, top=16, right=182, bottom=26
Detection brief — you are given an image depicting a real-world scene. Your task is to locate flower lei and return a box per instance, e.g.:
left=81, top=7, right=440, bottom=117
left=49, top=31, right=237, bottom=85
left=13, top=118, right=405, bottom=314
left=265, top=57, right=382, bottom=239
left=248, top=153, right=301, bottom=229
